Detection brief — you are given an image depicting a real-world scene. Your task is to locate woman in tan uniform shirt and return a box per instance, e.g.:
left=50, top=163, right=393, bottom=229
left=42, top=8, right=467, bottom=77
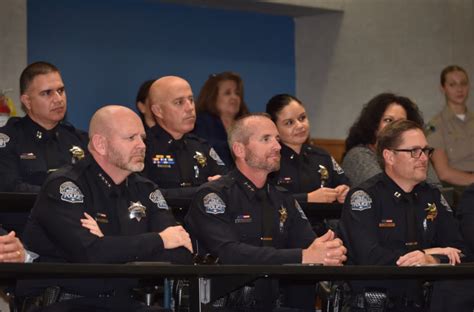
left=427, top=65, right=474, bottom=187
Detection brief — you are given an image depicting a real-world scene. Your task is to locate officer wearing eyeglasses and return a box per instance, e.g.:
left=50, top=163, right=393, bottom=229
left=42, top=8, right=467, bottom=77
left=338, top=120, right=468, bottom=311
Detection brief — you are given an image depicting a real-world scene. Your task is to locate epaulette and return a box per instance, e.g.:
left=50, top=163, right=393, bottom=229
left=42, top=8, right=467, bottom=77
left=131, top=173, right=156, bottom=188
left=305, top=144, right=331, bottom=157
left=0, top=116, right=22, bottom=130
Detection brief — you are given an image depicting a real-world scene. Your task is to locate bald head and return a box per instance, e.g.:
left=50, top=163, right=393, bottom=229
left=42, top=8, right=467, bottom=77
left=88, top=105, right=146, bottom=183
left=149, top=76, right=196, bottom=139
left=89, top=105, right=141, bottom=140
left=149, top=76, right=191, bottom=106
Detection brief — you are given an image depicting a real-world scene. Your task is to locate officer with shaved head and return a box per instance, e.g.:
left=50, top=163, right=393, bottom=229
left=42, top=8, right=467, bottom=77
left=143, top=76, right=227, bottom=199
left=20, top=105, right=192, bottom=311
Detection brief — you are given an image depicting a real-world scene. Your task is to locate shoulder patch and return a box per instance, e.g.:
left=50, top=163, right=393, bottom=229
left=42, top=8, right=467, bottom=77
left=294, top=200, right=308, bottom=220
left=440, top=194, right=452, bottom=212
left=350, top=190, right=372, bottom=211
left=149, top=189, right=169, bottom=210
left=0, top=133, right=10, bottom=148
left=203, top=192, right=226, bottom=214
left=331, top=157, right=344, bottom=174
left=59, top=181, right=84, bottom=203
left=209, top=148, right=225, bottom=166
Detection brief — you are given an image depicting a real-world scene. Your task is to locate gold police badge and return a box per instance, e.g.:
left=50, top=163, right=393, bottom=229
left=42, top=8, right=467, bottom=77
left=425, top=203, right=438, bottom=221
left=279, top=206, right=288, bottom=232
left=194, top=151, right=207, bottom=167
left=70, top=146, right=85, bottom=163
left=318, top=165, right=329, bottom=187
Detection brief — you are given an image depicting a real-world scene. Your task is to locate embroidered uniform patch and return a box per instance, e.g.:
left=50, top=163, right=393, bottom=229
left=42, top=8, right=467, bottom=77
left=59, top=181, right=84, bottom=203
left=149, top=189, right=169, bottom=210
left=350, top=190, right=372, bottom=211
left=0, top=133, right=10, bottom=148
left=209, top=148, right=225, bottom=166
left=331, top=157, right=344, bottom=174
left=440, top=194, right=452, bottom=212
left=203, top=193, right=226, bottom=214
left=295, top=200, right=308, bottom=220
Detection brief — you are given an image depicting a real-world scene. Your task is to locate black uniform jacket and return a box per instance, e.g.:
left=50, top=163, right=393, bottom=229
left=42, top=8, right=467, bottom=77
left=339, top=172, right=467, bottom=266
left=456, top=183, right=474, bottom=254
left=23, top=155, right=191, bottom=265
left=144, top=124, right=227, bottom=199
left=185, top=169, right=316, bottom=265
left=271, top=143, right=350, bottom=203
left=0, top=115, right=88, bottom=192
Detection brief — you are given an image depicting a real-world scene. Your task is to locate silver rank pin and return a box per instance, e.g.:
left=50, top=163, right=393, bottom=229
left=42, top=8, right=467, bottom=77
left=394, top=192, right=401, bottom=198
left=243, top=181, right=255, bottom=192
left=36, top=131, right=42, bottom=139
left=128, top=201, right=147, bottom=222
left=98, top=173, right=111, bottom=188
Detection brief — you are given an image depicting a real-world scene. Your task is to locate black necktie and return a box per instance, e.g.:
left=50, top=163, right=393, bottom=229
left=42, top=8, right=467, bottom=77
left=256, top=187, right=273, bottom=247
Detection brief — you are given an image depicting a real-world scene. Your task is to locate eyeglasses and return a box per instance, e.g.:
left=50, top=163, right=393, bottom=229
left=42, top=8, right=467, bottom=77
left=391, top=147, right=434, bottom=158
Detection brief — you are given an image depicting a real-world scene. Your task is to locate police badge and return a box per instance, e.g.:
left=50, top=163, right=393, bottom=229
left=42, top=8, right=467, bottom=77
left=279, top=206, right=288, bottom=232
left=194, top=151, right=207, bottom=168
left=425, top=203, right=438, bottom=221
left=128, top=201, right=147, bottom=222
left=318, top=165, right=329, bottom=187
left=0, top=133, right=10, bottom=148
left=70, top=145, right=85, bottom=164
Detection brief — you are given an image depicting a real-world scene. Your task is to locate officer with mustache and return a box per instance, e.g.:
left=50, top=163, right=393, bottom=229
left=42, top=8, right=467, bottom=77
left=0, top=61, right=88, bottom=193
left=19, top=105, right=192, bottom=311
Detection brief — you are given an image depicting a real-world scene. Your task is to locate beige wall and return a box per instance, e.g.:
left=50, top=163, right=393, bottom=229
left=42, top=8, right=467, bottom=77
left=0, top=0, right=27, bottom=116
left=295, top=0, right=474, bottom=139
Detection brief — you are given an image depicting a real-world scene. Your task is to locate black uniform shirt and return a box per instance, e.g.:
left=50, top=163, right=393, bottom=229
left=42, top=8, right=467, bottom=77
left=23, top=155, right=191, bottom=265
left=144, top=124, right=227, bottom=198
left=185, top=169, right=316, bottom=265
left=271, top=143, right=350, bottom=203
left=0, top=115, right=88, bottom=192
left=456, top=183, right=474, bottom=253
left=339, top=172, right=466, bottom=266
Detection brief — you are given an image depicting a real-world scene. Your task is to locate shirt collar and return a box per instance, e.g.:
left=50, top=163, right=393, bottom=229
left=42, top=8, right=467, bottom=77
left=230, top=169, right=268, bottom=201
left=149, top=124, right=187, bottom=149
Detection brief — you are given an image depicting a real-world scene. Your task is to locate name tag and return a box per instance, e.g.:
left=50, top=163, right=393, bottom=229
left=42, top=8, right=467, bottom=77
left=20, top=153, right=36, bottom=160
left=235, top=215, right=252, bottom=224
left=379, top=219, right=395, bottom=228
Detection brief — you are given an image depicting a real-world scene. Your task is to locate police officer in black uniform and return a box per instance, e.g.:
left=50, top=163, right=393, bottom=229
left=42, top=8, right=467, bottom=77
left=338, top=120, right=468, bottom=311
left=143, top=76, right=227, bottom=199
left=0, top=62, right=88, bottom=193
left=20, top=106, right=193, bottom=311
left=186, top=114, right=347, bottom=311
left=266, top=94, right=350, bottom=204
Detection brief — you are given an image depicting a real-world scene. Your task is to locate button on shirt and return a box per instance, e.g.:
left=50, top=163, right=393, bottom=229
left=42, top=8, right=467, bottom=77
left=185, top=169, right=316, bottom=264
left=144, top=124, right=227, bottom=198
left=271, top=143, right=350, bottom=203
left=0, top=116, right=88, bottom=192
